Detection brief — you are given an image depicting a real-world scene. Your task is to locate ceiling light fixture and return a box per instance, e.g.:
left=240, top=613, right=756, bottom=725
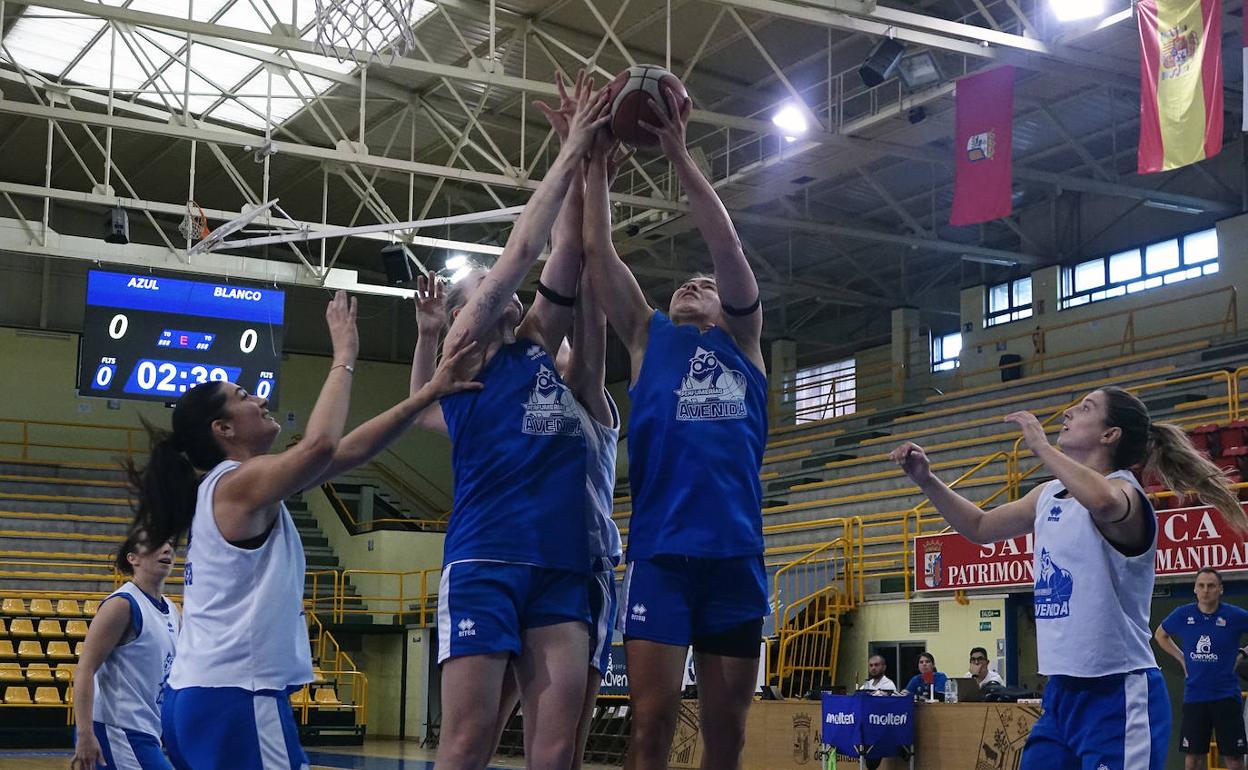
left=771, top=104, right=809, bottom=142
left=1051, top=0, right=1105, bottom=22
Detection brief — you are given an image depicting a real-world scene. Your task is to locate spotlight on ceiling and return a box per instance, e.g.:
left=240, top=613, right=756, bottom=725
left=771, top=104, right=809, bottom=142
left=1051, top=0, right=1105, bottom=22
left=897, top=52, right=942, bottom=90
left=1142, top=200, right=1204, bottom=215
left=859, top=37, right=905, bottom=88
left=445, top=253, right=468, bottom=271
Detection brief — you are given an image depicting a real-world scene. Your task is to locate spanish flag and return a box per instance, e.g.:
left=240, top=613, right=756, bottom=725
left=1137, top=0, right=1222, bottom=174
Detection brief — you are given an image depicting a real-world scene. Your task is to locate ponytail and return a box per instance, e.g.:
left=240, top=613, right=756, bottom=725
left=124, top=381, right=229, bottom=546
left=1145, top=422, right=1248, bottom=534
left=1099, top=386, right=1247, bottom=534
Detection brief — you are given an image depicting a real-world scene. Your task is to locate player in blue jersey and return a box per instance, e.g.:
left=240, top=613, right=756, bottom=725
left=411, top=159, right=627, bottom=769
left=402, top=72, right=613, bottom=770
left=1156, top=568, right=1248, bottom=770
left=124, top=290, right=479, bottom=770
left=892, top=387, right=1248, bottom=770
left=73, top=529, right=179, bottom=770
left=582, top=91, right=769, bottom=770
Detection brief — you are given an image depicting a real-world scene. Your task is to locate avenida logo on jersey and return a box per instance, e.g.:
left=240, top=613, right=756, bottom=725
left=1191, top=634, right=1218, bottom=662
left=1033, top=548, right=1073, bottom=619
left=522, top=364, right=582, bottom=436
left=674, top=346, right=748, bottom=422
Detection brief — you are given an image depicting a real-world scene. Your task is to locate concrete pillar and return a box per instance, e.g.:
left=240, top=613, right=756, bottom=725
left=769, top=338, right=798, bottom=426
left=890, top=307, right=923, bottom=404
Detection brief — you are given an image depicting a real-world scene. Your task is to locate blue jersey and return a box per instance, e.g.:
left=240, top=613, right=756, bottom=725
left=626, top=312, right=767, bottom=560
left=441, top=340, right=589, bottom=573
left=1161, top=601, right=1248, bottom=703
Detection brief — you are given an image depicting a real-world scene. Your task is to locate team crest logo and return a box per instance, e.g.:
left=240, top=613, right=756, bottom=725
left=966, top=130, right=995, bottom=163
left=674, top=346, right=748, bottom=421
left=1217, top=617, right=1227, bottom=626
left=1160, top=24, right=1199, bottom=81
left=1033, top=548, right=1073, bottom=619
left=1196, top=635, right=1212, bottom=654
left=923, top=541, right=943, bottom=589
left=792, top=713, right=812, bottom=764
left=522, top=364, right=582, bottom=436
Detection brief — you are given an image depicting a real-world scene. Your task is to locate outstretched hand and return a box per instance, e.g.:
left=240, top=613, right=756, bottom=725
left=638, top=84, right=692, bottom=161
left=325, top=289, right=359, bottom=365
left=422, top=341, right=484, bottom=401
left=413, top=270, right=447, bottom=335
left=1004, top=411, right=1050, bottom=454
left=889, top=442, right=932, bottom=485
left=588, top=129, right=635, bottom=185
left=562, top=79, right=615, bottom=158
left=533, top=69, right=588, bottom=143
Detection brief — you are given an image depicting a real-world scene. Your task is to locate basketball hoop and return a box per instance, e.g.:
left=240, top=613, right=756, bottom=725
left=313, top=0, right=419, bottom=66
left=179, top=200, right=210, bottom=243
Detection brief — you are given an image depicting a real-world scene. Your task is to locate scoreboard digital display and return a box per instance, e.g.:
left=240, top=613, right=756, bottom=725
left=78, top=270, right=285, bottom=407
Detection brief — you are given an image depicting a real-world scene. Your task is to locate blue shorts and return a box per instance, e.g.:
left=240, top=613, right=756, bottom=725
left=437, top=560, right=590, bottom=664
left=618, top=555, right=769, bottom=647
left=161, top=685, right=308, bottom=770
left=589, top=566, right=618, bottom=674
left=82, top=722, right=171, bottom=770
left=1021, top=668, right=1170, bottom=770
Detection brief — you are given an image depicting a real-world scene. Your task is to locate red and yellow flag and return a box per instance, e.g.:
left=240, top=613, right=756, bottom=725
left=1137, top=0, right=1223, bottom=174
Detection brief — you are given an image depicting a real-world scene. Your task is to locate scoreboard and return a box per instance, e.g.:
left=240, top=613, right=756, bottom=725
left=78, top=270, right=285, bottom=407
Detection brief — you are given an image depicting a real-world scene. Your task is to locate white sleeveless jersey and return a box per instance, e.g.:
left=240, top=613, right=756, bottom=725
left=92, top=581, right=180, bottom=737
left=167, top=460, right=314, bottom=691
left=579, top=391, right=622, bottom=566
left=1032, top=468, right=1159, bottom=677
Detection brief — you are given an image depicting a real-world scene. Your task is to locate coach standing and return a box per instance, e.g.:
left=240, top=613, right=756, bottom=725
left=1156, top=568, right=1248, bottom=770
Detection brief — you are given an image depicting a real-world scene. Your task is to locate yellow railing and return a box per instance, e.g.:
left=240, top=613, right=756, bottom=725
left=335, top=568, right=441, bottom=625
left=952, top=286, right=1237, bottom=387
left=303, top=610, right=367, bottom=727
left=771, top=536, right=856, bottom=697
left=0, top=417, right=145, bottom=465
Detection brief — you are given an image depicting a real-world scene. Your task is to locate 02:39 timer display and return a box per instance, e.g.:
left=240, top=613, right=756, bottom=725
left=79, top=270, right=284, bottom=407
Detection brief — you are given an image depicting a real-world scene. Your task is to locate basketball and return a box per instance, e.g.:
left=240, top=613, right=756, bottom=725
left=608, top=65, right=689, bottom=148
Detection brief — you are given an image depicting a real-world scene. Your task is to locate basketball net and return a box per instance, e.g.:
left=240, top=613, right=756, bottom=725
left=313, top=0, right=418, bottom=66
left=179, top=200, right=210, bottom=243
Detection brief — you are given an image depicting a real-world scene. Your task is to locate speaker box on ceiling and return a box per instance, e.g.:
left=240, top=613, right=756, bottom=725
left=859, top=38, right=905, bottom=88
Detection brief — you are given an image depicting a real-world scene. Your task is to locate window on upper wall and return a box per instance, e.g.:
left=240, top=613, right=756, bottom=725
left=932, top=332, right=962, bottom=372
left=793, top=358, right=856, bottom=423
left=985, top=276, right=1034, bottom=327
left=1060, top=228, right=1220, bottom=309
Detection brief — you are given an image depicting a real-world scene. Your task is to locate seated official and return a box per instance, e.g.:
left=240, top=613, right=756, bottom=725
left=965, top=646, right=1004, bottom=687
left=858, top=655, right=897, bottom=695
left=900, top=651, right=947, bottom=700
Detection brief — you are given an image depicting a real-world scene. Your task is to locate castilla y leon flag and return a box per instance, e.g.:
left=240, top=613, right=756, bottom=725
left=1137, top=0, right=1222, bottom=173
left=950, top=66, right=1015, bottom=227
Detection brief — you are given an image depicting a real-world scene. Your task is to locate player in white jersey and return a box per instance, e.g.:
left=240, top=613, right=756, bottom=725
left=73, top=529, right=180, bottom=770
left=124, top=291, right=480, bottom=770
left=892, top=386, right=1247, bottom=770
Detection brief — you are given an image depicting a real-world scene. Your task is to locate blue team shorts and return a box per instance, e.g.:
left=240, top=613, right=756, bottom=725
left=161, top=685, right=308, bottom=770
left=81, top=722, right=171, bottom=770
left=437, top=559, right=591, bottom=664
left=618, top=555, right=769, bottom=648
left=1020, top=668, right=1170, bottom=770
left=588, top=564, right=618, bottom=674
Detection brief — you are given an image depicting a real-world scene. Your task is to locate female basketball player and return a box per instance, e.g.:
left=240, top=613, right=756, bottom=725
left=891, top=386, right=1248, bottom=769
left=583, top=89, right=769, bottom=770
left=126, top=290, right=480, bottom=770
left=402, top=72, right=612, bottom=770
left=72, top=530, right=179, bottom=770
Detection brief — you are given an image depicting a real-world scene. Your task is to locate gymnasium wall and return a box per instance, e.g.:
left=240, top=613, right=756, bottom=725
left=835, top=596, right=1007, bottom=691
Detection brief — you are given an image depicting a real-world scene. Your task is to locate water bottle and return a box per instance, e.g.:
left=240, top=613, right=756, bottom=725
left=944, top=678, right=958, bottom=704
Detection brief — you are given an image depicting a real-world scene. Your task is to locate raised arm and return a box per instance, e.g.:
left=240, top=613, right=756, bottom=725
left=583, top=134, right=652, bottom=366
left=410, top=270, right=448, bottom=435
left=1005, top=410, right=1151, bottom=553
left=308, top=343, right=482, bottom=487
left=643, top=87, right=763, bottom=369
left=515, top=168, right=585, bottom=358
left=73, top=597, right=134, bottom=769
left=564, top=268, right=613, bottom=427
left=443, top=73, right=612, bottom=358
left=213, top=290, right=359, bottom=541
left=890, top=442, right=1039, bottom=545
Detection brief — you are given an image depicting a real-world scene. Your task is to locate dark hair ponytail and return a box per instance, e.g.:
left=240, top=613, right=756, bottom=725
left=1100, top=386, right=1247, bottom=534
left=125, top=381, right=229, bottom=546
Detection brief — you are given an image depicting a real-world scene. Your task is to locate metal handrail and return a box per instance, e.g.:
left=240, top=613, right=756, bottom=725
left=337, top=568, right=441, bottom=626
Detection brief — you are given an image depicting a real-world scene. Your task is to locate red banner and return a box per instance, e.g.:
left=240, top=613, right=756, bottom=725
left=1137, top=0, right=1222, bottom=173
left=950, top=66, right=1015, bottom=227
left=914, top=505, right=1248, bottom=592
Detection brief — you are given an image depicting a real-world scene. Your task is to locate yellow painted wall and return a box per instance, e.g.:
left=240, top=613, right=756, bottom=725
left=836, top=596, right=1008, bottom=691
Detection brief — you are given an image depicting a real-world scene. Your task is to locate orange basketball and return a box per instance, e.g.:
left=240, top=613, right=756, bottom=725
left=607, top=65, right=689, bottom=148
